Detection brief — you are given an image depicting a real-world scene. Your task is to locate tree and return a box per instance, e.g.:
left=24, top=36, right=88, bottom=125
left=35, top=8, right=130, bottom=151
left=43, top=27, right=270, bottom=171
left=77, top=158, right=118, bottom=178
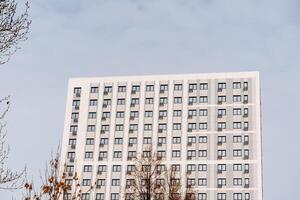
left=0, top=0, right=31, bottom=191
left=125, top=148, right=196, bottom=200
left=23, top=152, right=94, bottom=200
left=0, top=0, right=31, bottom=65
left=0, top=96, right=26, bottom=190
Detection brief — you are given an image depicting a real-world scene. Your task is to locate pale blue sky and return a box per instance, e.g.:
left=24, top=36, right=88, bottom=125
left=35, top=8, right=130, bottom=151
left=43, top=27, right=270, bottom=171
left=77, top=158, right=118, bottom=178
left=0, top=0, right=299, bottom=199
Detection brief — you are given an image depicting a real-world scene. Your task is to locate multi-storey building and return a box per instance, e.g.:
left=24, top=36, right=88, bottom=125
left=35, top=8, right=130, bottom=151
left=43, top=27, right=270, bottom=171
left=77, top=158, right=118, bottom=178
left=60, top=72, right=263, bottom=200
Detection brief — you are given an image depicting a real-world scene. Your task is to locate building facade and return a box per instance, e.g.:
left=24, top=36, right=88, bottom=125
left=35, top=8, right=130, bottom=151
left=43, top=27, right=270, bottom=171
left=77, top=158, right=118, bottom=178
left=60, top=72, right=263, bottom=200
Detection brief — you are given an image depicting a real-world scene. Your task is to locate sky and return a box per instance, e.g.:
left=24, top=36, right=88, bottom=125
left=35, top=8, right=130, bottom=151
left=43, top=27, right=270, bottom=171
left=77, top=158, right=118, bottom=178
left=0, top=0, right=300, bottom=199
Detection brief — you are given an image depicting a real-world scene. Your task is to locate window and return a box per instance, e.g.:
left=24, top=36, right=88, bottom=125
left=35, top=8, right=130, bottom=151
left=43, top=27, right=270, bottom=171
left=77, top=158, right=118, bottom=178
left=144, top=124, right=152, bottom=131
left=188, top=109, right=197, bottom=117
left=131, top=98, right=139, bottom=105
left=198, top=193, right=207, bottom=200
left=101, top=125, right=109, bottom=132
left=88, top=112, right=97, bottom=119
left=217, top=193, right=226, bottom=200
left=188, top=136, right=196, bottom=144
left=100, top=138, right=108, bottom=145
left=217, top=150, right=226, bottom=158
left=187, top=178, right=196, bottom=186
left=87, top=125, right=96, bottom=132
left=98, top=165, right=107, bottom=172
left=112, top=165, right=121, bottom=172
left=233, top=136, right=242, bottom=143
left=188, top=123, right=197, bottom=131
left=159, top=110, right=167, bottom=117
left=217, top=164, right=226, bottom=172
left=173, top=123, right=182, bottom=130
left=244, top=95, right=249, bottom=103
left=74, top=87, right=81, bottom=95
left=245, top=193, right=250, bottom=200
left=99, top=151, right=108, bottom=160
left=199, top=83, right=208, bottom=90
left=118, top=86, right=126, bottom=92
left=187, top=150, right=196, bottom=158
left=160, top=84, right=168, bottom=92
left=82, top=179, right=91, bottom=186
left=157, top=151, right=166, bottom=158
left=199, top=96, right=208, bottom=103
left=198, top=150, right=207, bottom=157
left=145, top=98, right=154, bottom=104
left=233, top=178, right=242, bottom=186
left=104, top=86, right=112, bottom=93
left=159, top=97, right=168, bottom=105
left=187, top=164, right=196, bottom=171
left=218, top=136, right=226, bottom=144
left=233, top=193, right=242, bottom=200
left=218, top=82, right=226, bottom=90
left=113, top=151, right=122, bottom=158
left=116, top=111, right=124, bottom=118
left=233, top=82, right=241, bottom=89
left=83, top=165, right=92, bottom=172
left=71, top=113, right=79, bottom=120
left=233, top=95, right=241, bottom=102
left=174, top=97, right=182, bottom=104
left=143, top=137, right=152, bottom=144
left=90, top=87, right=99, bottom=93
left=218, top=109, right=226, bottom=116
left=233, top=122, right=242, bottom=129
left=244, top=108, right=249, bottom=116
left=72, top=100, right=80, bottom=107
left=199, top=123, right=208, bottom=130
left=117, top=98, right=125, bottom=105
left=111, top=193, right=119, bottom=200
left=146, top=85, right=154, bottom=91
left=218, top=96, right=226, bottom=103
left=173, top=110, right=182, bottom=117
left=233, top=108, right=241, bottom=115
left=96, top=179, right=105, bottom=187
left=198, top=164, right=207, bottom=171
left=233, top=149, right=242, bottom=157
left=69, top=139, right=76, bottom=145
left=128, top=137, right=137, bottom=144
left=199, top=136, right=207, bottom=143
left=171, top=164, right=180, bottom=171
left=172, top=150, right=181, bottom=158
left=158, top=123, right=167, bottom=130
left=131, top=85, right=140, bottom=92
left=129, top=124, right=138, bottom=131
left=144, top=111, right=153, bottom=117
left=158, top=137, right=166, bottom=144
left=86, top=138, right=94, bottom=145
left=130, top=111, right=139, bottom=118
left=199, top=109, right=208, bottom=116
left=103, top=99, right=111, bottom=106
left=89, top=99, right=97, bottom=106
left=70, top=125, right=78, bottom=132
left=218, top=122, right=226, bottom=130
left=188, top=96, right=197, bottom=104
left=174, top=84, right=182, bottom=91
left=189, top=83, right=197, bottom=91
left=233, top=164, right=242, bottom=171
left=102, top=112, right=110, bottom=118
left=114, top=138, right=123, bottom=145
left=172, top=137, right=181, bottom=144
left=112, top=179, right=120, bottom=186
left=198, top=178, right=207, bottom=186
left=127, top=151, right=136, bottom=159
left=115, top=124, right=124, bottom=131
left=81, top=193, right=90, bottom=200
left=84, top=152, right=93, bottom=159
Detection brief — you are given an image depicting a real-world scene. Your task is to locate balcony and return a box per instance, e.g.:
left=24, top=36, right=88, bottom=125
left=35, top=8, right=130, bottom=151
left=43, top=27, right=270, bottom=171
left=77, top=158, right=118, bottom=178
left=158, top=129, right=163, bottom=133
left=187, top=142, right=193, bottom=146
left=217, top=127, right=223, bottom=132
left=187, top=156, right=192, bottom=160
left=243, top=86, right=248, bottom=91
left=244, top=155, right=249, bottom=160
left=217, top=183, right=223, bottom=188
left=103, top=91, right=109, bottom=95
left=130, top=116, right=135, bottom=120
left=159, top=102, right=165, bottom=107
left=158, top=115, right=164, bottom=120
left=68, top=172, right=73, bottom=177
left=72, top=118, right=78, bottom=123
left=74, top=105, right=79, bottom=110
left=102, top=104, right=108, bottom=108
left=97, top=171, right=102, bottom=175
left=244, top=183, right=250, bottom=188
left=101, top=116, right=106, bottom=121
left=130, top=103, right=136, bottom=107
left=69, top=158, right=74, bottom=163
left=100, top=130, right=106, bottom=134
left=70, top=144, right=76, bottom=149
left=244, top=169, right=249, bottom=174
left=217, top=141, right=223, bottom=146
left=244, top=127, right=249, bottom=131
left=217, top=169, right=222, bottom=174
left=131, top=90, right=137, bottom=94
left=188, top=102, right=193, bottom=106
left=217, top=113, right=223, bottom=118
left=217, top=155, right=223, bottom=160
left=244, top=140, right=249, bottom=145
left=243, top=113, right=248, bottom=118
left=75, top=93, right=81, bottom=97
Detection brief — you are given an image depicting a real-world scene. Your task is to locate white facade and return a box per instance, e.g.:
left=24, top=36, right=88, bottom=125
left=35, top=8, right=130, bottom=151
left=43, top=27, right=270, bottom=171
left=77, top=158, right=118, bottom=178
left=60, top=72, right=263, bottom=200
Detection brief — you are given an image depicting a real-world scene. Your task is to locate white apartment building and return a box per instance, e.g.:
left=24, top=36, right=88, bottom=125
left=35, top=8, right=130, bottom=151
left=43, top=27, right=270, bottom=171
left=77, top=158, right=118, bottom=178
left=60, top=72, right=263, bottom=200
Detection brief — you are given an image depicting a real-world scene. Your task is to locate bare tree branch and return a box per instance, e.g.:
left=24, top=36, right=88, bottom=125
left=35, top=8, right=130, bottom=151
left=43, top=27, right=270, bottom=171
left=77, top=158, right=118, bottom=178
left=0, top=0, right=31, bottom=65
